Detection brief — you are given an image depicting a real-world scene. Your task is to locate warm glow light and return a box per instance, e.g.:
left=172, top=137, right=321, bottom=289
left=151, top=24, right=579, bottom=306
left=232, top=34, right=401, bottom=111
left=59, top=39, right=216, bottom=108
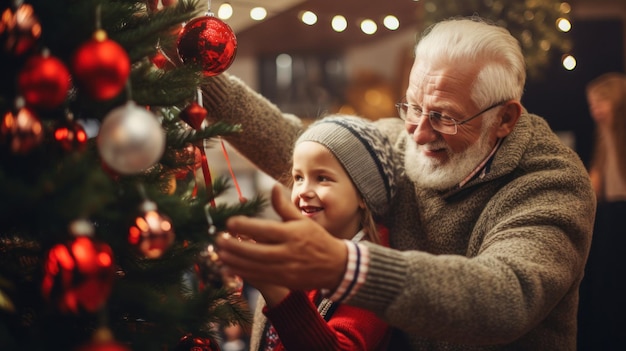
left=560, top=2, right=572, bottom=14
left=217, top=2, right=233, bottom=20
left=331, top=15, right=347, bottom=32
left=556, top=18, right=571, bottom=32
left=250, top=7, right=267, bottom=21
left=562, top=55, right=576, bottom=70
left=364, top=89, right=383, bottom=105
left=383, top=15, right=399, bottom=30
left=301, top=11, right=317, bottom=25
left=276, top=53, right=292, bottom=68
left=360, top=19, right=377, bottom=35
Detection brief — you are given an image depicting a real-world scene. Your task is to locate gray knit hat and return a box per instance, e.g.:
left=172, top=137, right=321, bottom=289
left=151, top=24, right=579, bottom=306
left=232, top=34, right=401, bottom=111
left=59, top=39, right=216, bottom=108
left=295, top=115, right=397, bottom=218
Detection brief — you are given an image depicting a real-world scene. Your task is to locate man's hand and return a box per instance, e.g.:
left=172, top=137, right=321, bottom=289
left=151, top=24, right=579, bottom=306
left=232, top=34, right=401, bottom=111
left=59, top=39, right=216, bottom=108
left=216, top=183, right=348, bottom=291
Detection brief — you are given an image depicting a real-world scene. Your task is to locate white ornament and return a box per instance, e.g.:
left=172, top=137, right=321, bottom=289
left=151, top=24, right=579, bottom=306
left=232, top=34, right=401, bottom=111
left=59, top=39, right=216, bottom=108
left=97, top=101, right=165, bottom=174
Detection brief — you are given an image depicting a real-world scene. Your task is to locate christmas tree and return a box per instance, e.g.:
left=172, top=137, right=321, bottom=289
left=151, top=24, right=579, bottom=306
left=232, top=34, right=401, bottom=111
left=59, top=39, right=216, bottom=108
left=0, top=0, right=265, bottom=350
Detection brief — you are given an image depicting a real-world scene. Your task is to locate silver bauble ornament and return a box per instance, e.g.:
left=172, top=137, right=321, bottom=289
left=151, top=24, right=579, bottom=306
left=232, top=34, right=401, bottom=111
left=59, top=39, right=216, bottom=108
left=97, top=101, right=165, bottom=174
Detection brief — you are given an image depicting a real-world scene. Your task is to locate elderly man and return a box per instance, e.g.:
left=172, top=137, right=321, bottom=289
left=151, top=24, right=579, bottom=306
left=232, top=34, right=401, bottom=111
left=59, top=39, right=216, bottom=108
left=201, top=17, right=595, bottom=350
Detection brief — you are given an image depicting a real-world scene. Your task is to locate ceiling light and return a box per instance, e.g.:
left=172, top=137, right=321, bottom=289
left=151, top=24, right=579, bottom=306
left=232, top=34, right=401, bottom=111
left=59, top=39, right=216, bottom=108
left=250, top=7, right=267, bottom=21
left=217, top=2, right=233, bottom=20
left=301, top=11, right=317, bottom=25
left=383, top=15, right=399, bottom=30
left=360, top=19, right=377, bottom=35
left=331, top=15, right=347, bottom=32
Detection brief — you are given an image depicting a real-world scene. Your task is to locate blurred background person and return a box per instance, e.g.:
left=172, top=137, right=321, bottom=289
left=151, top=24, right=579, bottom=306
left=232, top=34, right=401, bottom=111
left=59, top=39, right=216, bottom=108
left=578, top=72, right=626, bottom=350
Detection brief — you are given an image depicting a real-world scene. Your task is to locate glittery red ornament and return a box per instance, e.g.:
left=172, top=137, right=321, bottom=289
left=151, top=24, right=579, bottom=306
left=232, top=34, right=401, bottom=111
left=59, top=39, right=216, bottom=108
left=53, top=119, right=88, bottom=152
left=41, top=220, right=115, bottom=314
left=128, top=200, right=175, bottom=259
left=175, top=334, right=221, bottom=351
left=177, top=15, right=237, bottom=76
left=0, top=104, right=43, bottom=154
left=174, top=143, right=201, bottom=180
left=0, top=3, right=41, bottom=56
left=179, top=102, right=207, bottom=130
left=72, top=30, right=130, bottom=101
left=18, top=51, right=71, bottom=110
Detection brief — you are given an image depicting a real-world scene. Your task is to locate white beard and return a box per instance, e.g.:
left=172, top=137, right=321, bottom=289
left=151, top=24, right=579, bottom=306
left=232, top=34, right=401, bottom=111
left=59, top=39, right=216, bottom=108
left=404, top=129, right=496, bottom=191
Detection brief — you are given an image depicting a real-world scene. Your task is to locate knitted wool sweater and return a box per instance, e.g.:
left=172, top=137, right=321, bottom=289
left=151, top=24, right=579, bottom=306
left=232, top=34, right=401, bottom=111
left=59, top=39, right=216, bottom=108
left=201, top=74, right=596, bottom=350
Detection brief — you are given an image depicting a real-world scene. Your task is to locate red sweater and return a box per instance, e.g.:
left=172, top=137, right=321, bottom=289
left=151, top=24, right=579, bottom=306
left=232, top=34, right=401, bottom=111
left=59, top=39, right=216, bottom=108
left=262, top=289, right=390, bottom=351
left=259, top=226, right=391, bottom=351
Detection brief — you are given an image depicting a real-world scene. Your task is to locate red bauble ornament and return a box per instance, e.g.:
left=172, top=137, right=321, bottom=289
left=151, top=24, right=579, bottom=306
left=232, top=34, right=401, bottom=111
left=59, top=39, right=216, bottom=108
left=128, top=200, right=175, bottom=259
left=175, top=334, right=221, bottom=351
left=18, top=51, right=71, bottom=110
left=174, top=143, right=201, bottom=180
left=179, top=102, right=207, bottom=130
left=53, top=118, right=88, bottom=152
left=151, top=49, right=168, bottom=69
left=41, top=220, right=115, bottom=314
left=72, top=30, right=130, bottom=101
left=177, top=15, right=237, bottom=76
left=0, top=103, right=43, bottom=154
left=0, top=3, right=41, bottom=56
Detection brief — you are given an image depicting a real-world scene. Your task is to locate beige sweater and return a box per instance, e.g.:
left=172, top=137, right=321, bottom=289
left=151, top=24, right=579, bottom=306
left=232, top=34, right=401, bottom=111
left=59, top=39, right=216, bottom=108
left=202, top=74, right=596, bottom=350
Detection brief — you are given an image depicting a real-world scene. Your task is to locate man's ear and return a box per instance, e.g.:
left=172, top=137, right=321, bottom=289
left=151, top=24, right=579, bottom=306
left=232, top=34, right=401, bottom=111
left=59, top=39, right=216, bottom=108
left=495, top=101, right=522, bottom=138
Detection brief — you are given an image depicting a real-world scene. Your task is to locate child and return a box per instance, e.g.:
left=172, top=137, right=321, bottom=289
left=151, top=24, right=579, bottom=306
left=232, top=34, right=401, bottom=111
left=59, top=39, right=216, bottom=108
left=248, top=115, right=397, bottom=351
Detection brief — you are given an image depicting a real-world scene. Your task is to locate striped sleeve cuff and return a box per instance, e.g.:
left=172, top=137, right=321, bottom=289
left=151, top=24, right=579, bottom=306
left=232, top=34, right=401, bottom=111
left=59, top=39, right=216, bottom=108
left=324, top=240, right=369, bottom=303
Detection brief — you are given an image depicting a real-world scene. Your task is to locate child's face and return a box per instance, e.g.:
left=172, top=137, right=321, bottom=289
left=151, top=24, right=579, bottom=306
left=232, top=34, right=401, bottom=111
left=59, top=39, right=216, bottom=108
left=291, top=141, right=365, bottom=240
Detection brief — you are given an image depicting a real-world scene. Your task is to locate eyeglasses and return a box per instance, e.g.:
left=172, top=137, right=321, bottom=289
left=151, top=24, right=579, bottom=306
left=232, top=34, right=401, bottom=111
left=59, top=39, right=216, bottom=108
left=395, top=99, right=506, bottom=135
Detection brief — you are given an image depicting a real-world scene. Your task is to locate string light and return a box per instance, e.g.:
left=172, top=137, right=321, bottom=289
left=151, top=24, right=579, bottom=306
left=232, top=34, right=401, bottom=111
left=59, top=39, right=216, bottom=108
left=215, top=2, right=406, bottom=36
left=556, top=18, right=572, bottom=32
left=383, top=15, right=400, bottom=30
left=217, top=2, right=233, bottom=20
left=331, top=15, right=347, bottom=32
left=301, top=11, right=318, bottom=25
left=250, top=7, right=267, bottom=21
left=360, top=19, right=377, bottom=35
left=562, top=55, right=576, bottom=70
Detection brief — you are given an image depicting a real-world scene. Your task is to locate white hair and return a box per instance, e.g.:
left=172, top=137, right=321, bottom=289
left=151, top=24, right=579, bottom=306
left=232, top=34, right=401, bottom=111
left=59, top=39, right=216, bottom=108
left=415, top=17, right=526, bottom=108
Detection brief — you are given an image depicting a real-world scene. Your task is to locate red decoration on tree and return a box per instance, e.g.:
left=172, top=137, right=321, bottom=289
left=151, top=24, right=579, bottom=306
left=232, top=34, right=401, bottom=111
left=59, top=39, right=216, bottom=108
left=0, top=2, right=41, bottom=56
left=177, top=15, right=237, bottom=76
left=53, top=118, right=88, bottom=152
left=151, top=49, right=169, bottom=69
left=178, top=102, right=215, bottom=205
left=18, top=50, right=71, bottom=110
left=174, top=143, right=202, bottom=180
left=0, top=101, right=43, bottom=154
left=179, top=101, right=207, bottom=130
left=175, top=334, right=221, bottom=351
left=72, top=30, right=130, bottom=101
left=41, top=220, right=115, bottom=314
left=128, top=200, right=175, bottom=259
left=146, top=0, right=179, bottom=13
left=194, top=241, right=243, bottom=295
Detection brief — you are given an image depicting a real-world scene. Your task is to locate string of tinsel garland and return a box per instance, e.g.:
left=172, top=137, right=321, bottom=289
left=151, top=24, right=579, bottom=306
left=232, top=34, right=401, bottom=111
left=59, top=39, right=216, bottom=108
left=419, top=0, right=573, bottom=79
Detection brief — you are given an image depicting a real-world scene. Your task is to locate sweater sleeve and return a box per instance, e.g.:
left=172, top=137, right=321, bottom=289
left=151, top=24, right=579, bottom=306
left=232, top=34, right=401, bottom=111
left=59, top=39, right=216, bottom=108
left=263, top=290, right=389, bottom=351
left=201, top=73, right=304, bottom=182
